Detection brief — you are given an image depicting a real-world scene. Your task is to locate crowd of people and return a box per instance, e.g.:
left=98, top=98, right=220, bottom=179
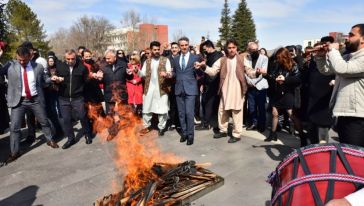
left=0, top=24, right=364, bottom=178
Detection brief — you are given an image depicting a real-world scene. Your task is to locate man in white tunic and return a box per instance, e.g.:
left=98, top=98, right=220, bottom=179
left=130, top=41, right=172, bottom=136
left=196, top=39, right=257, bottom=143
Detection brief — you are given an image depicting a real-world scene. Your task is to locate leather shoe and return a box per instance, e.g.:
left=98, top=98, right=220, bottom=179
left=139, top=127, right=152, bottom=135
left=6, top=153, right=21, bottom=164
left=158, top=128, right=165, bottom=136
left=264, top=131, right=278, bottom=142
left=85, top=136, right=92, bottom=144
left=180, top=135, right=187, bottom=142
left=62, top=139, right=75, bottom=149
left=187, top=137, right=194, bottom=146
left=213, top=132, right=228, bottom=139
left=24, top=136, right=35, bottom=144
left=246, top=124, right=257, bottom=131
left=47, top=140, right=59, bottom=148
left=228, top=136, right=241, bottom=143
left=195, top=124, right=210, bottom=131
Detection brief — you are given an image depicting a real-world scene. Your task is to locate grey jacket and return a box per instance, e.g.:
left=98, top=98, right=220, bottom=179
left=244, top=54, right=269, bottom=90
left=315, top=48, right=364, bottom=118
left=1, top=60, right=50, bottom=108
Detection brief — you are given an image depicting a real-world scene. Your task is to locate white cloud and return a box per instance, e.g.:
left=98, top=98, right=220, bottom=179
left=119, top=0, right=224, bottom=9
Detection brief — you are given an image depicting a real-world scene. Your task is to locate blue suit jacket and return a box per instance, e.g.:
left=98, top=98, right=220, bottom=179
left=173, top=53, right=201, bottom=96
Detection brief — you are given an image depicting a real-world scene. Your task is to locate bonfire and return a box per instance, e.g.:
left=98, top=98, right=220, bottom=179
left=88, top=97, right=223, bottom=206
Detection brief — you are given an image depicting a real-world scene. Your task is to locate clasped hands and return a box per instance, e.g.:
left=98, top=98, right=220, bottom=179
left=276, top=75, right=285, bottom=84
left=91, top=70, right=103, bottom=80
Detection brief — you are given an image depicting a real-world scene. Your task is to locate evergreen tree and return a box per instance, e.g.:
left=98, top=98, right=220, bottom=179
left=231, top=0, right=256, bottom=51
left=218, top=0, right=232, bottom=47
left=0, top=0, right=10, bottom=61
left=6, top=0, right=50, bottom=56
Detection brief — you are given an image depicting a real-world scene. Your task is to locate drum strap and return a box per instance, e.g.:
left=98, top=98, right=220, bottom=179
left=336, top=145, right=360, bottom=191
left=325, top=150, right=337, bottom=203
left=285, top=158, right=298, bottom=206
left=297, top=149, right=324, bottom=206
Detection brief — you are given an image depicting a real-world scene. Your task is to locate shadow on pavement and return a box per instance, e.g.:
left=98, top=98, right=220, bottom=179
left=0, top=185, right=41, bottom=206
left=252, top=144, right=294, bottom=162
left=0, top=131, right=47, bottom=164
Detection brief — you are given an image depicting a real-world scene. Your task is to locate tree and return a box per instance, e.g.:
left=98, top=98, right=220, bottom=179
left=68, top=15, right=115, bottom=52
left=49, top=15, right=115, bottom=57
left=49, top=28, right=70, bottom=57
left=121, top=9, right=142, bottom=53
left=218, top=0, right=232, bottom=47
left=6, top=0, right=50, bottom=56
left=231, top=0, right=256, bottom=51
left=0, top=0, right=11, bottom=61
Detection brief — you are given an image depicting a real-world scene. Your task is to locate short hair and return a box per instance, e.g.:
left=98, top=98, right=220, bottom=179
left=104, top=49, right=116, bottom=56
left=16, top=46, right=31, bottom=57
left=247, top=41, right=258, bottom=50
left=20, top=41, right=34, bottom=50
left=171, top=42, right=178, bottom=47
left=150, top=41, right=161, bottom=49
left=352, top=24, right=364, bottom=36
left=201, top=40, right=215, bottom=49
left=178, top=37, right=190, bottom=43
left=83, top=49, right=92, bottom=57
left=285, top=45, right=296, bottom=52
left=65, top=49, right=77, bottom=56
left=78, top=46, right=86, bottom=51
left=226, top=39, right=238, bottom=47
left=320, top=36, right=335, bottom=43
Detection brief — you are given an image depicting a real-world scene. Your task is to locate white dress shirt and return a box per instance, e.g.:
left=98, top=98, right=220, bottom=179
left=345, top=188, right=364, bottom=206
left=21, top=62, right=37, bottom=97
left=179, top=52, right=190, bottom=69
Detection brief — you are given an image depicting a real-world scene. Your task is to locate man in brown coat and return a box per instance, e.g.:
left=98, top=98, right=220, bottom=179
left=196, top=39, right=258, bottom=143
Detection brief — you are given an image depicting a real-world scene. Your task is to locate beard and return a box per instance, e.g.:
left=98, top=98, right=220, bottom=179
left=346, top=39, right=360, bottom=53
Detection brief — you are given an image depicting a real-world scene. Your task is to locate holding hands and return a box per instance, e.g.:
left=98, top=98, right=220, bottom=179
left=51, top=75, right=64, bottom=83
left=194, top=61, right=206, bottom=69
left=276, top=75, right=285, bottom=84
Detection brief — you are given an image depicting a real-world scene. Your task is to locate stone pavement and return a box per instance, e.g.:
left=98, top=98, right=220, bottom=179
left=0, top=125, right=335, bottom=206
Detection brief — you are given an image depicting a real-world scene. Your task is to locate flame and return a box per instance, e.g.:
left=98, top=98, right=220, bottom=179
left=87, top=90, right=182, bottom=202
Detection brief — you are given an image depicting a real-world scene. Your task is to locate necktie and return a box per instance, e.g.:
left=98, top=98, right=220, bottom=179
left=182, top=55, right=186, bottom=70
left=23, top=66, right=32, bottom=99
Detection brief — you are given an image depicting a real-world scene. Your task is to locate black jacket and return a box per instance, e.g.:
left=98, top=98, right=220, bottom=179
left=102, top=61, right=130, bottom=102
left=56, top=60, right=89, bottom=99
left=307, top=59, right=334, bottom=126
left=266, top=63, right=301, bottom=108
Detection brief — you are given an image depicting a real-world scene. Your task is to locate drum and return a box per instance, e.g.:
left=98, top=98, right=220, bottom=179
left=268, top=143, right=364, bottom=206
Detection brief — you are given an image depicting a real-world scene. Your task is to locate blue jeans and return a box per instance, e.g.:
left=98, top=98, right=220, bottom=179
left=247, top=88, right=267, bottom=128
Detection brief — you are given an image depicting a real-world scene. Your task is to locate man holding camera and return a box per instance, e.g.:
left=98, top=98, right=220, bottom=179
left=315, top=23, right=364, bottom=147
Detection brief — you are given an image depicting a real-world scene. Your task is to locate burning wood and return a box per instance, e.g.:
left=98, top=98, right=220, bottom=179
left=95, top=161, right=224, bottom=206
left=88, top=97, right=223, bottom=206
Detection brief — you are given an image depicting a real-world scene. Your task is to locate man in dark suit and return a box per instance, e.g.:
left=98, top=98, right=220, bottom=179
left=1, top=46, right=59, bottom=163
left=102, top=49, right=129, bottom=114
left=173, top=37, right=201, bottom=145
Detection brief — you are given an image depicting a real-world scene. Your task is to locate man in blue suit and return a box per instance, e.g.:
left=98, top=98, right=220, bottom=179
left=173, top=37, right=201, bottom=145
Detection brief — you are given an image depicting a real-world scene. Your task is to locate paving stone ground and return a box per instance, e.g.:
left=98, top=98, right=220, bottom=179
left=0, top=124, right=337, bottom=206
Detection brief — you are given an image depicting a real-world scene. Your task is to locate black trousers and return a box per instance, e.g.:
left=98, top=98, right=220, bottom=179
left=201, top=92, right=219, bottom=131
left=59, top=97, right=92, bottom=141
left=337, top=116, right=364, bottom=147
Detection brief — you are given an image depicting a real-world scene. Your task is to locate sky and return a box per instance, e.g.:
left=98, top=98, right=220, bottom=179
left=18, top=0, right=364, bottom=49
